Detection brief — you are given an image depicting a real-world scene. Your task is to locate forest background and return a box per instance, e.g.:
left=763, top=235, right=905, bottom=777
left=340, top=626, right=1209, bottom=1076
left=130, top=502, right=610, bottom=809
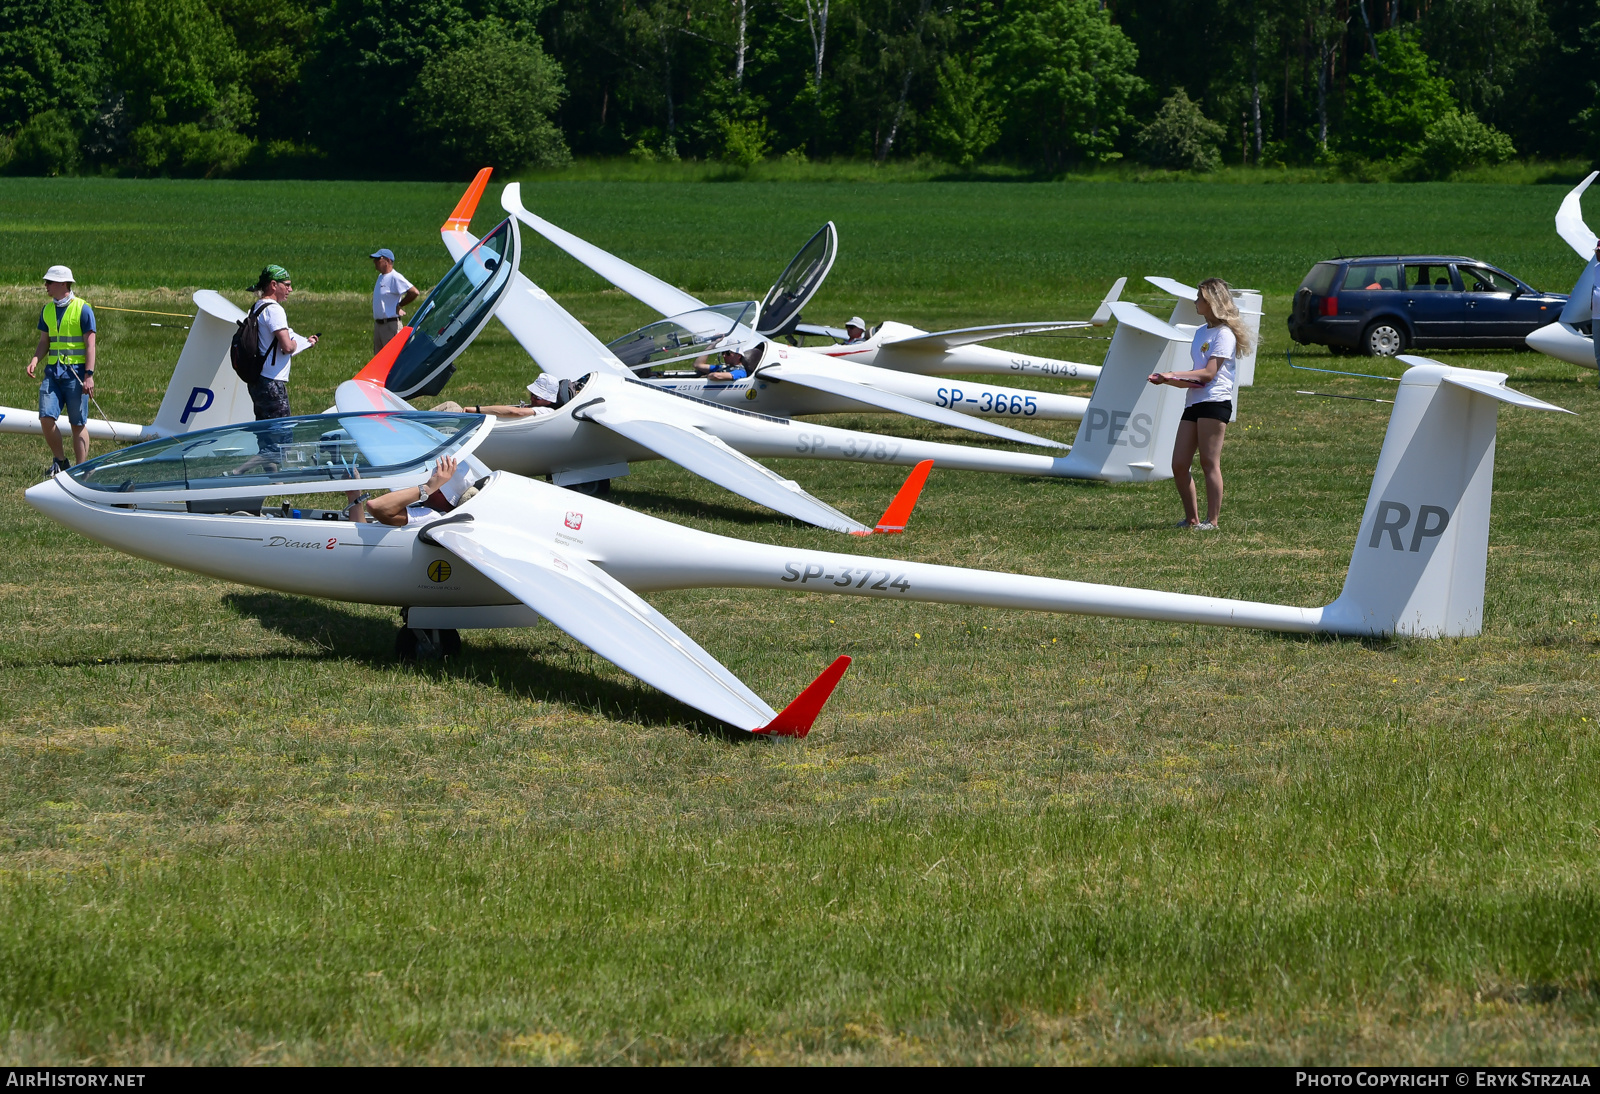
left=0, top=0, right=1594, bottom=182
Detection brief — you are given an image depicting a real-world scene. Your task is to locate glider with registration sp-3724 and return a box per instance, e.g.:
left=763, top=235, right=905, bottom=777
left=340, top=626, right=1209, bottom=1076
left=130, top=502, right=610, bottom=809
left=26, top=355, right=1571, bottom=733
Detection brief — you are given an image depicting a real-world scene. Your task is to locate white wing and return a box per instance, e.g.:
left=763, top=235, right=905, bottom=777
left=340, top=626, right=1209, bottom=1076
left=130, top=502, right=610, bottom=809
left=1145, top=275, right=1198, bottom=299
left=881, top=320, right=1090, bottom=352
left=577, top=399, right=872, bottom=533
left=1557, top=171, right=1600, bottom=261
left=501, top=183, right=706, bottom=318
left=758, top=365, right=1070, bottom=449
left=426, top=519, right=778, bottom=730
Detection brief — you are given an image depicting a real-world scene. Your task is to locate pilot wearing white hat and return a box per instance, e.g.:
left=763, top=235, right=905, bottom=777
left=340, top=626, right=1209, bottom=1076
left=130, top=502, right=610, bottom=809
left=844, top=316, right=868, bottom=344
left=25, top=264, right=97, bottom=471
left=442, top=371, right=564, bottom=419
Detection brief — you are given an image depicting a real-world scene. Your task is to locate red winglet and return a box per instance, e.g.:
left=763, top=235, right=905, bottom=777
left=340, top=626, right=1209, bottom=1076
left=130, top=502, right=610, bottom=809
left=443, top=168, right=494, bottom=234
left=353, top=324, right=413, bottom=385
left=754, top=655, right=852, bottom=738
left=868, top=459, right=933, bottom=535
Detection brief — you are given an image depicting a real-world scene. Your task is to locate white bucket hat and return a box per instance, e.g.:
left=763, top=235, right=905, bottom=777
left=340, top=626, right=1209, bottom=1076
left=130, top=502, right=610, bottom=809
left=527, top=373, right=561, bottom=402
left=43, top=265, right=74, bottom=283
left=846, top=316, right=866, bottom=330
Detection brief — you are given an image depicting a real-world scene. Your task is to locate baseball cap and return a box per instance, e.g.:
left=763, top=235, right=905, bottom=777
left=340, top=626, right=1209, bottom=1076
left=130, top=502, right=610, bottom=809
left=846, top=316, right=866, bottom=329
left=370, top=248, right=395, bottom=261
left=43, top=265, right=74, bottom=283
left=527, top=373, right=561, bottom=401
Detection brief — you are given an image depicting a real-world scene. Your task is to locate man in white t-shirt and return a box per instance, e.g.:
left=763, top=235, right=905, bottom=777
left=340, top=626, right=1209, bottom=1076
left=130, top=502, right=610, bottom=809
left=371, top=248, right=420, bottom=353
left=247, top=263, right=318, bottom=422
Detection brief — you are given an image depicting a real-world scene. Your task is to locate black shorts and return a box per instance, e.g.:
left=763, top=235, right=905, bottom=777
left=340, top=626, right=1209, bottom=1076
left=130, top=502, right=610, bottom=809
left=1181, top=400, right=1232, bottom=423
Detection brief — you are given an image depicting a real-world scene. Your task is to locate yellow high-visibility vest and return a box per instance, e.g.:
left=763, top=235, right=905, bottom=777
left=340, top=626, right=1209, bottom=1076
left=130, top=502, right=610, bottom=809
left=42, top=298, right=87, bottom=369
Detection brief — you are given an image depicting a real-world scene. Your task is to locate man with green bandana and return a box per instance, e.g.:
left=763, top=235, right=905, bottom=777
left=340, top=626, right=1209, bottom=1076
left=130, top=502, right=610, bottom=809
left=245, top=263, right=319, bottom=420
left=24, top=264, right=96, bottom=472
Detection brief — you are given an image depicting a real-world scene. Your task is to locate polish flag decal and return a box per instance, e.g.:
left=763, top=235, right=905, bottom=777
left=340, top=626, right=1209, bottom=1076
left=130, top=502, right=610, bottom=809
left=564, top=512, right=583, bottom=530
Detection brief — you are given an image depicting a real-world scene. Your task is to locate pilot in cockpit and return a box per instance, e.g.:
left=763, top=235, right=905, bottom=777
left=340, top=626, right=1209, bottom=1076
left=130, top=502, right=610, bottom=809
left=435, top=373, right=564, bottom=418
left=843, top=317, right=868, bottom=344
left=694, top=349, right=749, bottom=382
left=347, top=455, right=487, bottom=528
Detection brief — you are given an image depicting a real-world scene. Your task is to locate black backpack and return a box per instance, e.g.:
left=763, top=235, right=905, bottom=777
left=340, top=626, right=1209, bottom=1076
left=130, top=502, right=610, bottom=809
left=230, top=301, right=272, bottom=382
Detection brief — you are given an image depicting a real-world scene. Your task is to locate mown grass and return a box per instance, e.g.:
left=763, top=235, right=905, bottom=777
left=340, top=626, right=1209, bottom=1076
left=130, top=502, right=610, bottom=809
left=1, top=179, right=1599, bottom=1064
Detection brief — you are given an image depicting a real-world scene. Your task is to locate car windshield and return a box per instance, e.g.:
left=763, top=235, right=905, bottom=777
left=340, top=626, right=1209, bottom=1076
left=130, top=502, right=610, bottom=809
left=607, top=305, right=758, bottom=368
left=67, top=412, right=483, bottom=493
left=384, top=217, right=518, bottom=396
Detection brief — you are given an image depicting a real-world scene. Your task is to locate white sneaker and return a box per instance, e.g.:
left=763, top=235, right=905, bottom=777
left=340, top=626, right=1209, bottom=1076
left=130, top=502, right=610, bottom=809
left=1195, top=521, right=1218, bottom=531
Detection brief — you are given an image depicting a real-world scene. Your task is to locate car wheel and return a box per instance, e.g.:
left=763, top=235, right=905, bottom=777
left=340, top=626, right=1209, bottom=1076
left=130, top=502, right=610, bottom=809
left=1363, top=321, right=1406, bottom=357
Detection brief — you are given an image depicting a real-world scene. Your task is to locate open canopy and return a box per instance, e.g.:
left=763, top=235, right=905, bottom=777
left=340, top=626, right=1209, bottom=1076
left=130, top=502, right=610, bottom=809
left=606, top=303, right=761, bottom=371
left=757, top=222, right=836, bottom=338
left=385, top=216, right=521, bottom=398
left=65, top=412, right=489, bottom=500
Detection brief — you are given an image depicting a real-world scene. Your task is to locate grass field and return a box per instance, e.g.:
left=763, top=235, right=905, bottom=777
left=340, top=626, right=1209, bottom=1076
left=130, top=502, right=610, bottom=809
left=2, top=178, right=1600, bottom=1065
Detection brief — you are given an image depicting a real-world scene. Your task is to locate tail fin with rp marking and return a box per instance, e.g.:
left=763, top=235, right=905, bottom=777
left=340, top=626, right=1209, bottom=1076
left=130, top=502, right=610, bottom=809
left=1320, top=357, right=1572, bottom=637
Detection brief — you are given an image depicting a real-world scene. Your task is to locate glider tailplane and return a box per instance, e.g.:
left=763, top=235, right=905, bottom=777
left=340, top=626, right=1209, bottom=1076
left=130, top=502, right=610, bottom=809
left=755, top=656, right=852, bottom=738
left=150, top=290, right=254, bottom=436
left=869, top=459, right=934, bottom=535
left=1059, top=302, right=1189, bottom=483
left=1321, top=358, right=1573, bottom=638
left=1090, top=277, right=1127, bottom=325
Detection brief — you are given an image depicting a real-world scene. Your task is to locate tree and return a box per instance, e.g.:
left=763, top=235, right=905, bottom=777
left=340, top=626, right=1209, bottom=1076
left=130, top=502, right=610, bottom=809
left=412, top=23, right=569, bottom=174
left=929, top=55, right=1000, bottom=168
left=1342, top=29, right=1455, bottom=161
left=0, top=0, right=106, bottom=135
left=1133, top=88, right=1224, bottom=170
left=104, top=0, right=255, bottom=175
left=1404, top=109, right=1516, bottom=178
left=989, top=0, right=1142, bottom=169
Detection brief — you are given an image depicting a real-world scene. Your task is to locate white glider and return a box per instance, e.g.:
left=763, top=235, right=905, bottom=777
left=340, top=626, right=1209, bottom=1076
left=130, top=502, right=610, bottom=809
left=0, top=291, right=253, bottom=443
left=26, top=356, right=1569, bottom=732
left=501, top=186, right=1100, bottom=432
left=1524, top=171, right=1598, bottom=369
left=339, top=178, right=1196, bottom=540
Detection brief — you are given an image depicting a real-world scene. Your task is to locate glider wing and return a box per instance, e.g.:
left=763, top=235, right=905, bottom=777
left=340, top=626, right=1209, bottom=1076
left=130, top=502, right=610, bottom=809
left=1557, top=171, right=1599, bottom=261
left=881, top=320, right=1090, bottom=352
left=758, top=365, right=1070, bottom=449
left=425, top=519, right=781, bottom=730
left=501, top=183, right=706, bottom=318
left=576, top=400, right=873, bottom=533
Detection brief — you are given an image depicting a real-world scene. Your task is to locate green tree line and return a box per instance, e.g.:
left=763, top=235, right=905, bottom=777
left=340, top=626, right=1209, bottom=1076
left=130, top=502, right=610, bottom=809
left=0, top=0, right=1589, bottom=178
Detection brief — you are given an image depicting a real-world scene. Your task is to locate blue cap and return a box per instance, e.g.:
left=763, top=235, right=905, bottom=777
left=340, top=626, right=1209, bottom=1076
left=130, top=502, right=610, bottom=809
left=370, top=248, right=395, bottom=261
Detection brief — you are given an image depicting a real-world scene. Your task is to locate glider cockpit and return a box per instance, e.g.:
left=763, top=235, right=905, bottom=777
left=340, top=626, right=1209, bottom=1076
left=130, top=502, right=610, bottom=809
left=607, top=302, right=764, bottom=375
left=55, top=411, right=491, bottom=512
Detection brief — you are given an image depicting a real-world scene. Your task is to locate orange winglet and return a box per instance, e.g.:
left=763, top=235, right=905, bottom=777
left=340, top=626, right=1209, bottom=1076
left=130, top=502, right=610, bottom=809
left=443, top=167, right=493, bottom=234
left=754, top=655, right=852, bottom=738
left=865, top=459, right=933, bottom=535
left=353, top=325, right=413, bottom=386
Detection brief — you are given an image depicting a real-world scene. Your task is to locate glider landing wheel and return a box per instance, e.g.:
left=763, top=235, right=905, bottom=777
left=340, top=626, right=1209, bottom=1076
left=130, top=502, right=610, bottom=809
left=1363, top=321, right=1407, bottom=358
left=563, top=478, right=611, bottom=497
left=396, top=627, right=462, bottom=661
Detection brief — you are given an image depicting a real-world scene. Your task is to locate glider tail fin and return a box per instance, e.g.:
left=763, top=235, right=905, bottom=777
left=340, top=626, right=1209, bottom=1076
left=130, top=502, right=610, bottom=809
left=868, top=459, right=933, bottom=535
left=150, top=290, right=254, bottom=436
left=1090, top=277, right=1127, bottom=325
left=1321, top=358, right=1572, bottom=637
left=444, top=167, right=493, bottom=234
left=756, top=656, right=852, bottom=738
left=1058, top=302, right=1189, bottom=483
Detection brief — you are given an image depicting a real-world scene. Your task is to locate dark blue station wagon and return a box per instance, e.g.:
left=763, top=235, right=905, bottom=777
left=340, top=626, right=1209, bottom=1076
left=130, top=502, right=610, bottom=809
left=1288, top=256, right=1566, bottom=356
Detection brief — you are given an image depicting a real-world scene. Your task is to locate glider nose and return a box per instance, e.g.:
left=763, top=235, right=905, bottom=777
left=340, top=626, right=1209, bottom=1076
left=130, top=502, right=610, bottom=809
left=25, top=474, right=77, bottom=523
left=1525, top=321, right=1594, bottom=368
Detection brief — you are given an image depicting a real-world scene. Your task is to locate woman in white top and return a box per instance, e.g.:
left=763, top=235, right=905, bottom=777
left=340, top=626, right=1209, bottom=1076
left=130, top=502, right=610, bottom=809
left=1146, top=277, right=1252, bottom=530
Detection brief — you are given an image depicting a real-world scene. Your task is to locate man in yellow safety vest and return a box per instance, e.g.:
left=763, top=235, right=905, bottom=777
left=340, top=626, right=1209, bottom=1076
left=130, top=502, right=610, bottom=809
left=25, top=264, right=97, bottom=472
